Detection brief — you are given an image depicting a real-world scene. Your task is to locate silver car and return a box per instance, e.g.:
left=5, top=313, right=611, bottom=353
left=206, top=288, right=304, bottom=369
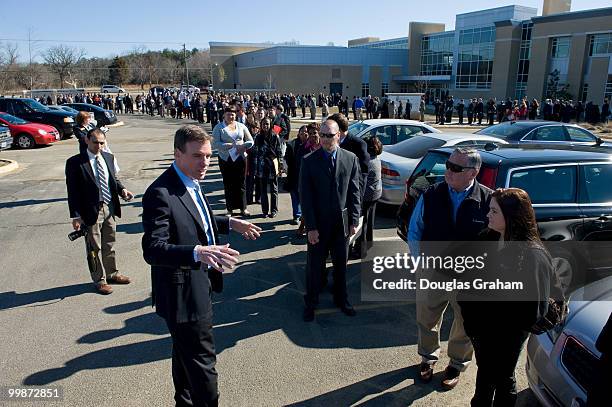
left=379, top=133, right=506, bottom=205
left=348, top=119, right=440, bottom=146
left=526, top=276, right=612, bottom=406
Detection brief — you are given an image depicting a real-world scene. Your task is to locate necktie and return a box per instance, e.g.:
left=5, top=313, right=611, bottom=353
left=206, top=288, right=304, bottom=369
left=96, top=156, right=111, bottom=204
left=328, top=152, right=335, bottom=174
left=194, top=183, right=215, bottom=245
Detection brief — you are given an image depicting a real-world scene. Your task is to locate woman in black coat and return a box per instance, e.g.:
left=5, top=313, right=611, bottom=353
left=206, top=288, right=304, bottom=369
left=253, top=118, right=282, bottom=218
left=459, top=188, right=554, bottom=407
left=284, top=125, right=308, bottom=224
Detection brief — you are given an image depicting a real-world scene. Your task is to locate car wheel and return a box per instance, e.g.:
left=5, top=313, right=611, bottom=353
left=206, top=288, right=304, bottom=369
left=16, top=133, right=36, bottom=149
left=54, top=126, right=68, bottom=140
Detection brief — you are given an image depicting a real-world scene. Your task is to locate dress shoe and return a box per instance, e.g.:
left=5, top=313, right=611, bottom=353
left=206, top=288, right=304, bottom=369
left=290, top=218, right=299, bottom=226
left=108, top=274, right=131, bottom=284
left=96, top=284, right=113, bottom=295
left=240, top=209, right=251, bottom=217
left=303, top=307, right=315, bottom=322
left=225, top=210, right=233, bottom=217
left=335, top=300, right=356, bottom=316
left=269, top=212, right=277, bottom=218
left=441, top=366, right=461, bottom=390
left=419, top=362, right=434, bottom=383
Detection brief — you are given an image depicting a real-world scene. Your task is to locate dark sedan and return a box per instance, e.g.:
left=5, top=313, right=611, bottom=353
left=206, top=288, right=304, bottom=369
left=476, top=121, right=608, bottom=147
left=62, top=103, right=117, bottom=127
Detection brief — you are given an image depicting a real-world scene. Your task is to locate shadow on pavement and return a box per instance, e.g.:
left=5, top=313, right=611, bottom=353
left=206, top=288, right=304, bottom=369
left=287, top=365, right=438, bottom=406
left=0, top=197, right=67, bottom=209
left=0, top=283, right=93, bottom=310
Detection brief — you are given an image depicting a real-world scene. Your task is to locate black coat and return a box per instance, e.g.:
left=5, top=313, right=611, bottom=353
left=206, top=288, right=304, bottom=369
left=340, top=134, right=370, bottom=197
left=142, top=166, right=230, bottom=324
left=299, top=148, right=361, bottom=236
left=65, top=150, right=125, bottom=226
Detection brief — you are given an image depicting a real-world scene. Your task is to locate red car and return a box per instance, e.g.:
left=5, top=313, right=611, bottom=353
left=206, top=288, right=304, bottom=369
left=0, top=112, right=60, bottom=149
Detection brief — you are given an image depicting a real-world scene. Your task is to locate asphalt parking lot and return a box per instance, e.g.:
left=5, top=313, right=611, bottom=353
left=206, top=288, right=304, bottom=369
left=0, top=116, right=538, bottom=406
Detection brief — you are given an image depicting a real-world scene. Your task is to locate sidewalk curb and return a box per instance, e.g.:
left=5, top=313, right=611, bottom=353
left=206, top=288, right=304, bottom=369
left=0, top=159, right=19, bottom=175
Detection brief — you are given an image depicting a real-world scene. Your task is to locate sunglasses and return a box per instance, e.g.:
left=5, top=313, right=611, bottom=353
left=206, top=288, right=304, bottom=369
left=445, top=160, right=475, bottom=173
left=320, top=132, right=337, bottom=139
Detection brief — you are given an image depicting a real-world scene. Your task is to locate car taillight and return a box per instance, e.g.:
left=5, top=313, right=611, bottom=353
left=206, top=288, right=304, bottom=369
left=382, top=167, right=400, bottom=177
left=478, top=166, right=498, bottom=189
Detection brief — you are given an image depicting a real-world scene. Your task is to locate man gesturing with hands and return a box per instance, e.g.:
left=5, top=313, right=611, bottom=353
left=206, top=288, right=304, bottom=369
left=142, top=125, right=261, bottom=407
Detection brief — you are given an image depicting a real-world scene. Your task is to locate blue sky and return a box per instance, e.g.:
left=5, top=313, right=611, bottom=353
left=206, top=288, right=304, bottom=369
left=1, top=0, right=610, bottom=61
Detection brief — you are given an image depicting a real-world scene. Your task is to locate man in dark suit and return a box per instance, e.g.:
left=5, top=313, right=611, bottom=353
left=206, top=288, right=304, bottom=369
left=328, top=113, right=369, bottom=203
left=65, top=128, right=133, bottom=295
left=142, top=125, right=261, bottom=407
left=299, top=119, right=361, bottom=322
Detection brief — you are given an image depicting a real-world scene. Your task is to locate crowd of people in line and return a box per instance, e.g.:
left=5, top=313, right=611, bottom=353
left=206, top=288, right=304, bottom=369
left=33, top=86, right=612, bottom=129
left=430, top=94, right=611, bottom=125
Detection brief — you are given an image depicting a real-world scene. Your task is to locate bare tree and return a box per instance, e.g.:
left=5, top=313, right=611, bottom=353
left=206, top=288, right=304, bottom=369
left=0, top=43, right=20, bottom=92
left=43, top=45, right=85, bottom=87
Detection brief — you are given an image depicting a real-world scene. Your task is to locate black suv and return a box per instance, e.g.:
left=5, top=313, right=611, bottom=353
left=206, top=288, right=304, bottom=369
left=0, top=98, right=76, bottom=139
left=63, top=103, right=117, bottom=127
left=396, top=144, right=612, bottom=287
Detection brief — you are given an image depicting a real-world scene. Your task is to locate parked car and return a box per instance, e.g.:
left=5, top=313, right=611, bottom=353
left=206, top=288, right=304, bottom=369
left=101, top=85, right=125, bottom=93
left=181, top=84, right=200, bottom=93
left=476, top=121, right=609, bottom=147
left=347, top=119, right=440, bottom=146
left=150, top=86, right=166, bottom=95
left=396, top=144, right=612, bottom=288
left=526, top=276, right=612, bottom=407
left=379, top=133, right=507, bottom=205
left=0, top=112, right=60, bottom=149
left=47, top=105, right=97, bottom=127
left=0, top=122, right=12, bottom=151
left=62, top=103, right=117, bottom=126
left=0, top=98, right=75, bottom=139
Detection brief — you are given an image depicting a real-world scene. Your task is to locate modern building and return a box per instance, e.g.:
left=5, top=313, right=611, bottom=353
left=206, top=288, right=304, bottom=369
left=209, top=0, right=612, bottom=103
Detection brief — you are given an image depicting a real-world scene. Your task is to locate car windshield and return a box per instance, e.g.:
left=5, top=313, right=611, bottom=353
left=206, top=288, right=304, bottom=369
left=348, top=122, right=369, bottom=137
left=386, top=136, right=446, bottom=159
left=0, top=113, right=28, bottom=124
left=476, top=122, right=528, bottom=139
left=22, top=99, right=49, bottom=111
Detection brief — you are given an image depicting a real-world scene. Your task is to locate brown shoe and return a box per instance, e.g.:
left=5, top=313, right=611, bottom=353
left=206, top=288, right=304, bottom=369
left=419, top=362, right=434, bottom=383
left=441, top=366, right=460, bottom=390
left=108, top=274, right=131, bottom=284
left=96, top=284, right=113, bottom=295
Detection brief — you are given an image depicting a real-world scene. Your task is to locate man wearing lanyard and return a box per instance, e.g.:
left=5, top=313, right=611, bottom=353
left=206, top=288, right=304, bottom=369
left=142, top=125, right=261, bottom=407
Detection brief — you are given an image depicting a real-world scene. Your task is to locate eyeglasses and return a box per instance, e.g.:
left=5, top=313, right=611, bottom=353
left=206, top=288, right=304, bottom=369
left=445, top=160, right=475, bottom=173
left=320, top=132, right=337, bottom=139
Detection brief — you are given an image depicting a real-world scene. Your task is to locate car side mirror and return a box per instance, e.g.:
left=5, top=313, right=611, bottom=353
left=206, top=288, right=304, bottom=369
left=595, top=136, right=604, bottom=146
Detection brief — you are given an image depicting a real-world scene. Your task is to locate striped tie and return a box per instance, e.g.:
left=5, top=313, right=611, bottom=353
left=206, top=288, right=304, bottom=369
left=96, top=156, right=112, bottom=204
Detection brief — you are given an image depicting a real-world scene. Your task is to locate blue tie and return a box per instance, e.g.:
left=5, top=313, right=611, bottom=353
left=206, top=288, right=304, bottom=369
left=193, top=183, right=215, bottom=245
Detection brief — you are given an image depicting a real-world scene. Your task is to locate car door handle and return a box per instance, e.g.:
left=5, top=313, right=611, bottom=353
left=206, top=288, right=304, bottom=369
left=594, top=216, right=612, bottom=227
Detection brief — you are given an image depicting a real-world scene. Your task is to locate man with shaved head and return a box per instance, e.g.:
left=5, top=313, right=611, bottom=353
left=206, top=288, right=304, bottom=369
left=299, top=119, right=361, bottom=322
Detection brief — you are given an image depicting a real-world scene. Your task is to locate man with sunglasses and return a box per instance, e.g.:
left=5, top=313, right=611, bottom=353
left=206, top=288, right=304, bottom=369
left=300, top=119, right=361, bottom=322
left=407, top=147, right=492, bottom=390
left=65, top=128, right=134, bottom=295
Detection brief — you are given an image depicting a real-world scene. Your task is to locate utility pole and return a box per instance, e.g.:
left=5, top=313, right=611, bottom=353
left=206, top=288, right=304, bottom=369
left=28, top=29, right=33, bottom=97
left=183, top=43, right=189, bottom=88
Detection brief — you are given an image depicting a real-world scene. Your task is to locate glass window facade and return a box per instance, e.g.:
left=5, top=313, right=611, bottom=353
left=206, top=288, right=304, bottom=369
left=362, top=83, right=370, bottom=97
left=515, top=22, right=533, bottom=100
left=589, top=33, right=612, bottom=56
left=351, top=38, right=409, bottom=49
left=420, top=33, right=454, bottom=76
left=456, top=26, right=496, bottom=89
left=381, top=82, right=389, bottom=96
left=605, top=76, right=612, bottom=101
left=551, top=37, right=571, bottom=58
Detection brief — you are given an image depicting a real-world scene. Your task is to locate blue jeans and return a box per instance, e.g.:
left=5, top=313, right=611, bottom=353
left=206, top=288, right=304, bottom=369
left=290, top=190, right=301, bottom=219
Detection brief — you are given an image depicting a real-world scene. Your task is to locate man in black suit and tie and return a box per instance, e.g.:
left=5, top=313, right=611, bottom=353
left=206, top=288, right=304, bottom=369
left=328, top=113, right=369, bottom=203
left=299, top=119, right=361, bottom=322
left=142, top=125, right=261, bottom=407
left=65, top=128, right=134, bottom=295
